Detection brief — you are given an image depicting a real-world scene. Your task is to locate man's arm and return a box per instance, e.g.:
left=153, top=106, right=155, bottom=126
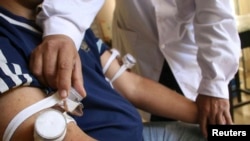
left=194, top=0, right=241, bottom=137
left=0, top=87, right=96, bottom=141
left=100, top=50, right=198, bottom=123
left=30, top=0, right=104, bottom=98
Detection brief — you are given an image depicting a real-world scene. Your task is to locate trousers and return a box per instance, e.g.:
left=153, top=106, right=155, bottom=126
left=143, top=121, right=206, bottom=141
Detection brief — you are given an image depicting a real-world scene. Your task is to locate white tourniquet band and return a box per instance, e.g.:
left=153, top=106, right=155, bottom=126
left=3, top=88, right=83, bottom=141
left=110, top=54, right=136, bottom=83
left=110, top=64, right=127, bottom=83
left=102, top=49, right=120, bottom=74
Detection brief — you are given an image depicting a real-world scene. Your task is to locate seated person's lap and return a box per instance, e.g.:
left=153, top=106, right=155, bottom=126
left=143, top=121, right=206, bottom=141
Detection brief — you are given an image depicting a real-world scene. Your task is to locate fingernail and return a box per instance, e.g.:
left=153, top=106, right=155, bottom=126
left=60, top=90, right=68, bottom=98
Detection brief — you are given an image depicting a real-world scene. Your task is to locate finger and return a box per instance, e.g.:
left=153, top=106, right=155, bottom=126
left=208, top=107, right=217, bottom=124
left=57, top=48, right=74, bottom=98
left=216, top=112, right=226, bottom=125
left=199, top=114, right=208, bottom=138
left=223, top=110, right=233, bottom=125
left=29, top=49, right=47, bottom=86
left=43, top=46, right=58, bottom=88
left=72, top=54, right=86, bottom=98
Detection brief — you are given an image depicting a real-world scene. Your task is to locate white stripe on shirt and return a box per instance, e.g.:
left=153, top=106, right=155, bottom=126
left=0, top=78, right=9, bottom=93
left=23, top=74, right=32, bottom=86
left=0, top=13, right=41, bottom=34
left=0, top=50, right=7, bottom=63
left=96, top=39, right=103, bottom=53
left=0, top=50, right=33, bottom=92
left=1, top=63, right=22, bottom=86
left=13, top=64, right=32, bottom=86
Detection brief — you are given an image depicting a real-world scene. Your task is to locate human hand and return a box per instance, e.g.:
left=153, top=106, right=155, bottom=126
left=195, top=95, right=233, bottom=138
left=29, top=35, right=86, bottom=99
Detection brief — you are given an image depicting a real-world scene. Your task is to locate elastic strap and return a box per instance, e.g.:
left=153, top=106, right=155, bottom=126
left=3, top=90, right=82, bottom=141
left=102, top=49, right=120, bottom=74
left=110, top=65, right=127, bottom=83
left=3, top=94, right=60, bottom=141
left=110, top=54, right=136, bottom=83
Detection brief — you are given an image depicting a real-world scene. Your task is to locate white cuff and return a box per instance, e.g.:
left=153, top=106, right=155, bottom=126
left=41, top=17, right=85, bottom=50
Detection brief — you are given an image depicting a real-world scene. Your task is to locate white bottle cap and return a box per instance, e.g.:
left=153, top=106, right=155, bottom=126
left=34, top=109, right=66, bottom=140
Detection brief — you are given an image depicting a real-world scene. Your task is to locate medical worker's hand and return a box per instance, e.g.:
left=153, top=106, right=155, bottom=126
left=195, top=95, right=233, bottom=138
left=30, top=35, right=86, bottom=99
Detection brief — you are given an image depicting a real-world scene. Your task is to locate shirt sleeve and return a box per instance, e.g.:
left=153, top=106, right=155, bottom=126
left=194, top=0, right=241, bottom=99
left=84, top=29, right=110, bottom=55
left=36, top=0, right=105, bottom=49
left=0, top=38, right=42, bottom=93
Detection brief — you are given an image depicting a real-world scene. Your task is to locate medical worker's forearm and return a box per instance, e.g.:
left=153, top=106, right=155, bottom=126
left=194, top=0, right=241, bottom=99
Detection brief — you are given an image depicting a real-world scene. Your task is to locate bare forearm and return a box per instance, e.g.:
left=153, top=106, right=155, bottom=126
left=138, top=77, right=197, bottom=123
left=115, top=73, right=198, bottom=123
left=101, top=50, right=198, bottom=123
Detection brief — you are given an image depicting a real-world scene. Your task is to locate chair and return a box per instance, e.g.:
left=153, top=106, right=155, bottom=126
left=229, top=30, right=250, bottom=121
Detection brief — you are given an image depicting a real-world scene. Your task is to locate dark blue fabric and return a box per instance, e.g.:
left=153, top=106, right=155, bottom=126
left=0, top=6, right=143, bottom=141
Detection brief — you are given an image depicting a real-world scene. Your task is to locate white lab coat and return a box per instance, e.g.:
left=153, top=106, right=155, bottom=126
left=36, top=0, right=105, bottom=48
left=112, top=0, right=241, bottom=101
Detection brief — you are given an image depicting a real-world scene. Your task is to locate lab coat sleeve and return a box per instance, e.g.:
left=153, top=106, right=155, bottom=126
left=194, top=0, right=241, bottom=99
left=36, top=0, right=105, bottom=49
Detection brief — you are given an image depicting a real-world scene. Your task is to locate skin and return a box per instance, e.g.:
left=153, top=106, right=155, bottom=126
left=0, top=50, right=200, bottom=140
left=0, top=87, right=96, bottom=141
left=0, top=0, right=202, bottom=140
left=0, top=0, right=94, bottom=140
left=30, top=0, right=234, bottom=138
left=27, top=0, right=86, bottom=99
left=0, top=51, right=199, bottom=140
left=196, top=95, right=232, bottom=137
left=112, top=0, right=236, bottom=138
left=100, top=51, right=198, bottom=123
left=1, top=0, right=86, bottom=100
left=30, top=35, right=86, bottom=99
left=29, top=1, right=231, bottom=138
